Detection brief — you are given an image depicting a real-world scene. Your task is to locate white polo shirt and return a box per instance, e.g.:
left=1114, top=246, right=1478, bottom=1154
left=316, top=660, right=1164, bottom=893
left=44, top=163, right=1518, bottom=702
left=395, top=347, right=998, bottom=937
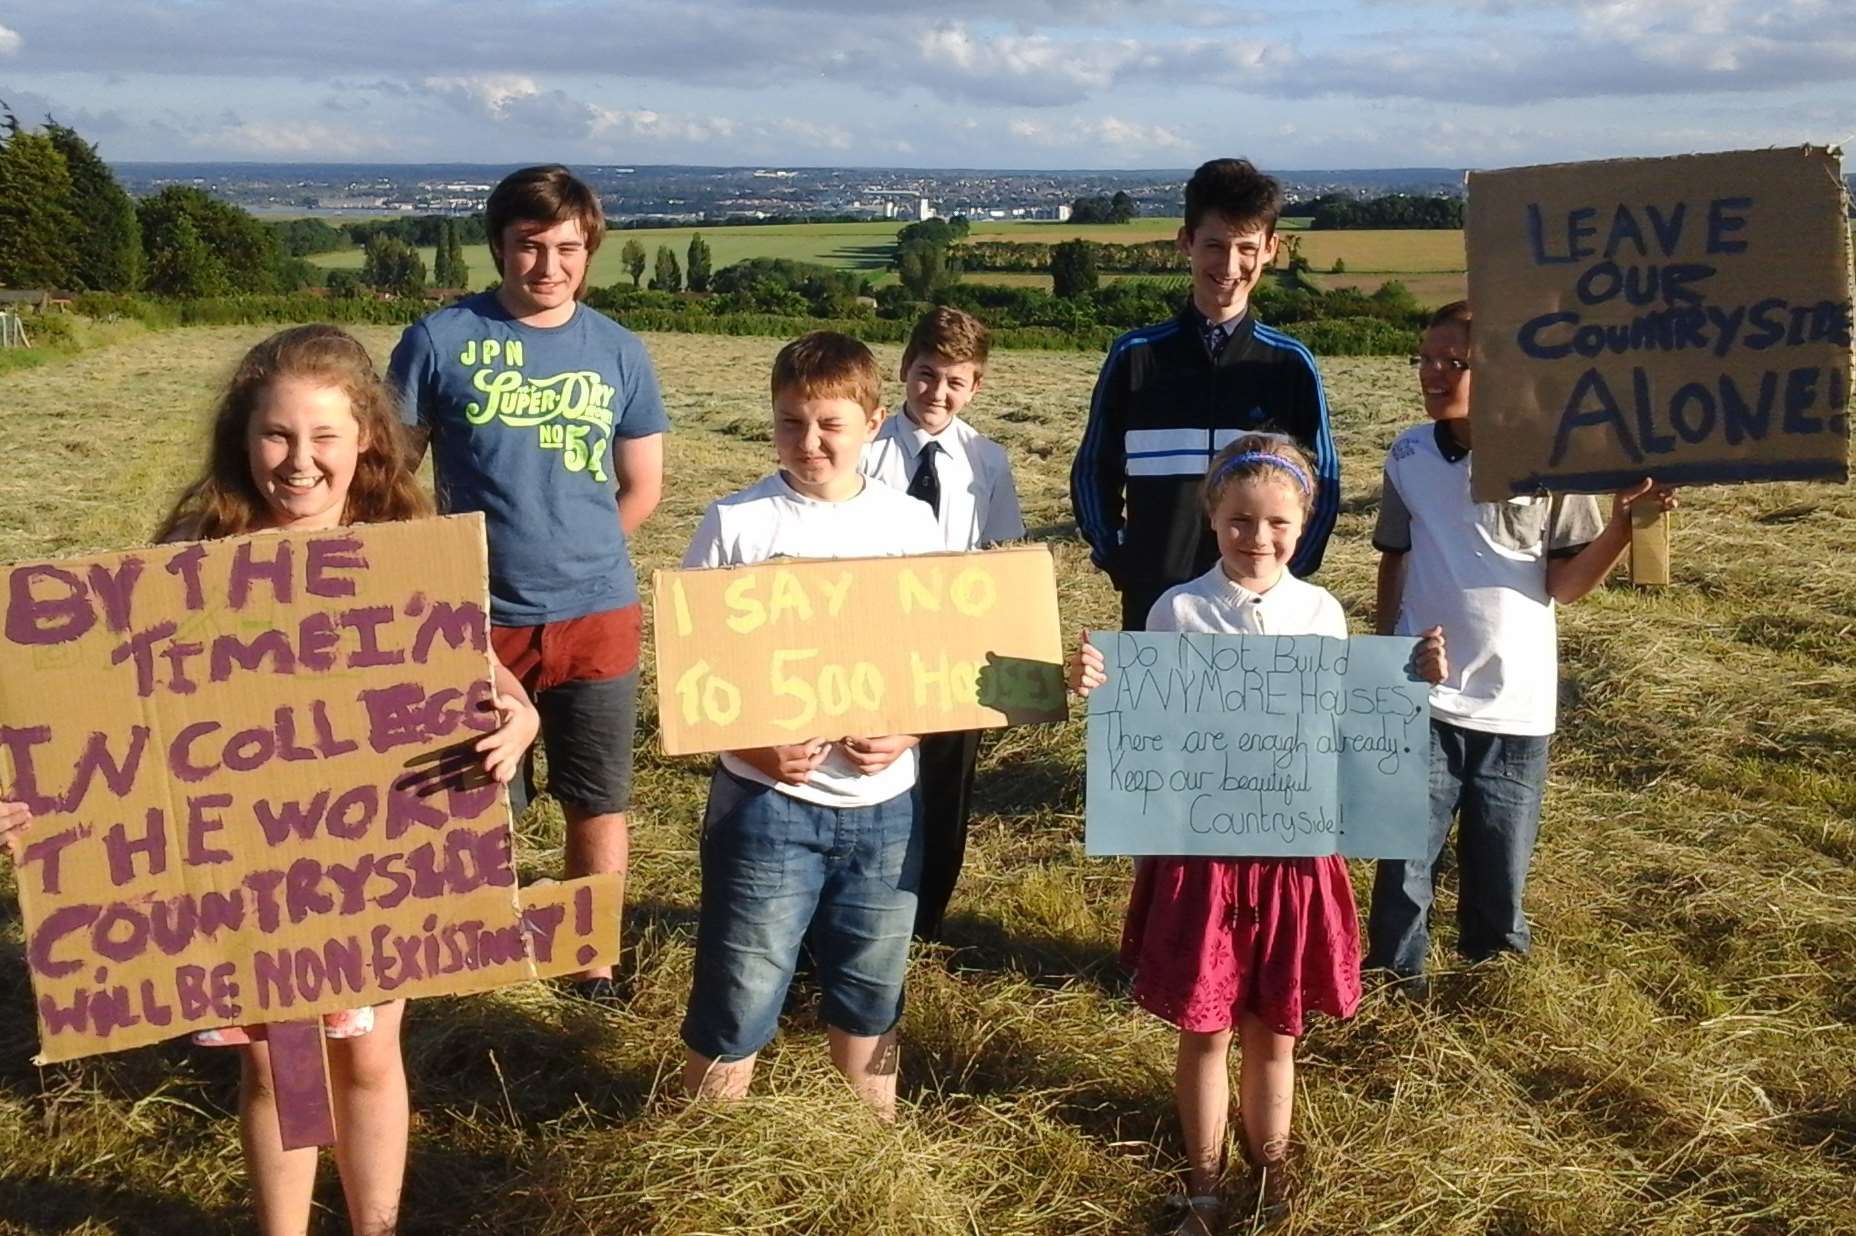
left=1374, top=422, right=1605, bottom=736
left=860, top=411, right=1025, bottom=552
left=682, top=471, right=943, bottom=807
left=1148, top=563, right=1347, bottom=639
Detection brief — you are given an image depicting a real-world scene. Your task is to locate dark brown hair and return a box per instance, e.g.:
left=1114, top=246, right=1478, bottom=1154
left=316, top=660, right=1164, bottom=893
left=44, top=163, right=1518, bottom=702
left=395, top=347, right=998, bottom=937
left=1183, top=158, right=1284, bottom=237
left=484, top=164, right=606, bottom=281
left=156, top=325, right=430, bottom=541
left=1427, top=299, right=1472, bottom=330
left=900, top=306, right=991, bottom=377
left=1201, top=432, right=1317, bottom=521
left=771, top=331, right=883, bottom=413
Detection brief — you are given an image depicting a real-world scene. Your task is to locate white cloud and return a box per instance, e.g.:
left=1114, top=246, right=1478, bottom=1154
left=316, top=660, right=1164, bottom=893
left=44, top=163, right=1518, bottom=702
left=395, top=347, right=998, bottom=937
left=416, top=75, right=735, bottom=144
left=0, top=23, right=21, bottom=55
left=1008, top=114, right=1191, bottom=152
left=195, top=121, right=397, bottom=158
left=770, top=118, right=852, bottom=150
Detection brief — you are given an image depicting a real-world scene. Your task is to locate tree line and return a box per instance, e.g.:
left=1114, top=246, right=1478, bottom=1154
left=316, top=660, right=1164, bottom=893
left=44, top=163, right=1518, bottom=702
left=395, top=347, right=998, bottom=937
left=1291, top=193, right=1464, bottom=230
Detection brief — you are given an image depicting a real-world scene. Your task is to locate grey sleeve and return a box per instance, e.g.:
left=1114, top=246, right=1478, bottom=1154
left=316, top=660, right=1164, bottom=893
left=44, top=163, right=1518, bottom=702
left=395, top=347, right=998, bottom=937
left=1547, top=493, right=1607, bottom=556
left=1372, top=468, right=1413, bottom=554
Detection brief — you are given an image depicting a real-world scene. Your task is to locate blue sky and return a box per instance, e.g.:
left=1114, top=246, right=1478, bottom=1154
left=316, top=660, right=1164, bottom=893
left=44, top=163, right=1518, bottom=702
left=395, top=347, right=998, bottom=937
left=1, top=1, right=1852, bottom=168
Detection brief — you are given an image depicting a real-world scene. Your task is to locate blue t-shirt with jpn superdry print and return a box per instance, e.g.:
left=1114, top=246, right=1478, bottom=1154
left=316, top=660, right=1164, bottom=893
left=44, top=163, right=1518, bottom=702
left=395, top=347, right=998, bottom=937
left=388, top=293, right=670, bottom=626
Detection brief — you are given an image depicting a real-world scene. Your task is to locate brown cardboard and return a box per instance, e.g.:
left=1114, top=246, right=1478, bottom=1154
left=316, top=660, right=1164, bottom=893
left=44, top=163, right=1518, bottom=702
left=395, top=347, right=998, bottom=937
left=653, top=546, right=1067, bottom=755
left=268, top=1019, right=337, bottom=1149
left=0, top=515, right=619, bottom=1064
left=1466, top=147, right=1852, bottom=502
left=1629, top=505, right=1672, bottom=586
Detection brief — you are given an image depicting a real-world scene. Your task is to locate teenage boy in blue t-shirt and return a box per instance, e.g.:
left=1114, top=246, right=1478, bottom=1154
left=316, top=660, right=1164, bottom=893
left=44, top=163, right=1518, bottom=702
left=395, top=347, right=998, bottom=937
left=389, top=165, right=669, bottom=1002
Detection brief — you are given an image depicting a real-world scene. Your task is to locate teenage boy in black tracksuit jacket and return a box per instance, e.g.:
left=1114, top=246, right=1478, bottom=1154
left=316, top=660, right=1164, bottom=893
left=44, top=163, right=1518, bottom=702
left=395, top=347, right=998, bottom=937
left=1071, top=158, right=1339, bottom=629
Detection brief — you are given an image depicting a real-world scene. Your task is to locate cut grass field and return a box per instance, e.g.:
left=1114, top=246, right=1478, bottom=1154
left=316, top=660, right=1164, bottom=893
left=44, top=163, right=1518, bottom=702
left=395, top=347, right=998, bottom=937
left=1, top=327, right=1851, bottom=1235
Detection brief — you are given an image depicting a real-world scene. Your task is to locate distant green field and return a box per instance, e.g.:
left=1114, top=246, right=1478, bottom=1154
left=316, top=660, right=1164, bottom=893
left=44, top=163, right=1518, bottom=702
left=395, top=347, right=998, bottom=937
left=307, top=221, right=904, bottom=290
left=304, top=217, right=1462, bottom=302
left=304, top=219, right=1202, bottom=291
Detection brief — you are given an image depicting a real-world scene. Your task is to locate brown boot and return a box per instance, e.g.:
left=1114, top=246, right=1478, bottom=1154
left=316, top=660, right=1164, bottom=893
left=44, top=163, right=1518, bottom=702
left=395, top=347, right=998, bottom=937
left=1168, top=1194, right=1222, bottom=1236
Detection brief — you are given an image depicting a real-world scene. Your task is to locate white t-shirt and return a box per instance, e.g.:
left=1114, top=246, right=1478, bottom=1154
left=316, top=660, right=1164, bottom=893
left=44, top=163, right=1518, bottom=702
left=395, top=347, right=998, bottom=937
left=859, top=412, right=1025, bottom=552
left=1373, top=422, right=1604, bottom=736
left=1147, top=564, right=1348, bottom=638
left=682, top=471, right=944, bottom=807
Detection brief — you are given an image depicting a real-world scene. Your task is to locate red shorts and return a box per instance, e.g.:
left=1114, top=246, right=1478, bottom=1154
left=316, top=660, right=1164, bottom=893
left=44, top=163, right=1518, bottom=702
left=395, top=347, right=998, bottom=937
left=490, top=605, right=642, bottom=693
left=491, top=605, right=643, bottom=817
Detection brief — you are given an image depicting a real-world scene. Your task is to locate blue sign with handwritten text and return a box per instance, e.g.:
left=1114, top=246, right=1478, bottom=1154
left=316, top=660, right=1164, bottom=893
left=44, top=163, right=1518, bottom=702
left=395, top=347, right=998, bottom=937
left=1084, top=632, right=1431, bottom=859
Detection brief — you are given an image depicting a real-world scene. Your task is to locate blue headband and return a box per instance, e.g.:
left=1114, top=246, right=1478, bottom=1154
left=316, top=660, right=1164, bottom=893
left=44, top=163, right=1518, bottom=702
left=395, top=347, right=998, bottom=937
left=1212, top=450, right=1312, bottom=494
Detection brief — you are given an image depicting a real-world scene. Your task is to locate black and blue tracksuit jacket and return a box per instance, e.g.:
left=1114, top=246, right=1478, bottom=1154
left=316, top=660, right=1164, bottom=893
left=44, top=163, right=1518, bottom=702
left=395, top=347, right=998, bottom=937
left=1069, top=303, right=1339, bottom=594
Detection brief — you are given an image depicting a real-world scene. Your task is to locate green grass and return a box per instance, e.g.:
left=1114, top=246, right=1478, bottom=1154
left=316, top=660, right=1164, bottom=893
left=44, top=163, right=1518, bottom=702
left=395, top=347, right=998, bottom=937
left=308, top=221, right=907, bottom=290
left=0, top=327, right=1850, bottom=1234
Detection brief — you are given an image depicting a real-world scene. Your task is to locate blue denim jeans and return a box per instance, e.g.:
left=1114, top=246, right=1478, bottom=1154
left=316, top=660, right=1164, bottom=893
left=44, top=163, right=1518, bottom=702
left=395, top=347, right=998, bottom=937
left=1365, top=720, right=1550, bottom=977
left=681, top=767, right=922, bottom=1062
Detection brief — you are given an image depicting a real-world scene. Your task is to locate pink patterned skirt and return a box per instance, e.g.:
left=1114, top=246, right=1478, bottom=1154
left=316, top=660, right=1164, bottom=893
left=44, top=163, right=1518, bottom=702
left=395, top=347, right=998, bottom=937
left=192, top=1006, right=376, bottom=1047
left=1120, top=855, right=1361, bottom=1038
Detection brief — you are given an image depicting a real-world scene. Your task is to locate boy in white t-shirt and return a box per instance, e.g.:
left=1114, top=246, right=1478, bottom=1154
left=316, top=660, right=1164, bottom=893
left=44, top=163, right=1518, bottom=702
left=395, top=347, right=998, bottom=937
left=679, top=331, right=941, bottom=1116
left=1365, top=301, right=1676, bottom=996
left=860, top=307, right=1023, bottom=939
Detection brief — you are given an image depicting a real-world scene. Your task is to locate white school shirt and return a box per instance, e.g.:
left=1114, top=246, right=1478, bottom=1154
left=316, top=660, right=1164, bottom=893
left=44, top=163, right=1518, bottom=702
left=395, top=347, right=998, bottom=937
left=1147, top=564, right=1348, bottom=639
left=859, top=412, right=1025, bottom=552
left=1373, top=422, right=1604, bottom=736
left=682, top=472, right=944, bottom=807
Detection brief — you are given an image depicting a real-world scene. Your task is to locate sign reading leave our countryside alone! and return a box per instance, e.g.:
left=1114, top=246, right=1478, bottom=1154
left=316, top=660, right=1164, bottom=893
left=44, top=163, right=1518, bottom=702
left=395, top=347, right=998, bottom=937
left=1084, top=632, right=1431, bottom=859
left=1466, top=146, right=1853, bottom=501
left=653, top=546, right=1067, bottom=755
left=1, top=515, right=619, bottom=1065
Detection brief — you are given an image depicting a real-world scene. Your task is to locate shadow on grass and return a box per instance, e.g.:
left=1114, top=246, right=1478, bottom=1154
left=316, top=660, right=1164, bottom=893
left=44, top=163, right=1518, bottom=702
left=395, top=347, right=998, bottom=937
left=1024, top=519, right=1081, bottom=544
left=0, top=1174, right=234, bottom=1236
left=975, top=747, right=1081, bottom=821
left=934, top=911, right=1124, bottom=994
left=903, top=1004, right=1167, bottom=1151
left=822, top=243, right=895, bottom=270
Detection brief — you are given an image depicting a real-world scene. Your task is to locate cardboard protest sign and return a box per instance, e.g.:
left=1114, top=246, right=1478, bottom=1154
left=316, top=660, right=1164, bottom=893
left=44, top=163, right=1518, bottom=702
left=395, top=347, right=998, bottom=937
left=1466, top=147, right=1852, bottom=501
left=653, top=546, right=1065, bottom=755
left=1084, top=632, right=1431, bottom=859
left=1, top=515, right=619, bottom=1065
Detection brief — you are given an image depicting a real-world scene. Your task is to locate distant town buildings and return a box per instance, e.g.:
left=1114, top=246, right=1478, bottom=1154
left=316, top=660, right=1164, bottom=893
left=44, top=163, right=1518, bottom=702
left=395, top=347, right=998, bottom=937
left=107, top=163, right=1470, bottom=225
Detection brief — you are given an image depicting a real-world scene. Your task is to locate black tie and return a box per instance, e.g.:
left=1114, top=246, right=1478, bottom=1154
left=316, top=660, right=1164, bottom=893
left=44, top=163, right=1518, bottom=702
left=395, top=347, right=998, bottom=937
left=907, top=441, right=942, bottom=516
left=1203, top=320, right=1231, bottom=362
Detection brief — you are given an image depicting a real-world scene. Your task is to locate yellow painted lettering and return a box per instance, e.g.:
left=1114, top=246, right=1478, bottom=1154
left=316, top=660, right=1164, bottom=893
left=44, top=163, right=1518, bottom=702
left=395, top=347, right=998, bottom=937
left=770, top=648, right=819, bottom=730
left=767, top=570, right=814, bottom=624
left=910, top=649, right=949, bottom=708
left=954, top=658, right=981, bottom=705
left=898, top=568, right=941, bottom=614
left=723, top=576, right=766, bottom=634
left=817, top=570, right=854, bottom=617
left=671, top=578, right=693, bottom=638
left=950, top=568, right=997, bottom=617
left=482, top=339, right=501, bottom=366
left=507, top=339, right=524, bottom=367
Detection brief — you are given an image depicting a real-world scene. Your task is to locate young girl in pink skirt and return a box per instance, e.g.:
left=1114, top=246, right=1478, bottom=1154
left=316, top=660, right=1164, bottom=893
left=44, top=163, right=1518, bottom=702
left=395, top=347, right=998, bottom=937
left=1070, top=432, right=1446, bottom=1232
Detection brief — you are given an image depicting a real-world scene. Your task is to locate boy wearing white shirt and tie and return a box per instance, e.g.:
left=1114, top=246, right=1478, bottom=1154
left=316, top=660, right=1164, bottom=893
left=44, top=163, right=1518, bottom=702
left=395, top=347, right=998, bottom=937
left=861, top=307, right=1025, bottom=939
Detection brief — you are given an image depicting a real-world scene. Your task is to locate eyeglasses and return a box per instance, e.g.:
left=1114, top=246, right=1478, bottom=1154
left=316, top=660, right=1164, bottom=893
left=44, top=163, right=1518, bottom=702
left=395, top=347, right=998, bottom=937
left=1409, top=355, right=1471, bottom=373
